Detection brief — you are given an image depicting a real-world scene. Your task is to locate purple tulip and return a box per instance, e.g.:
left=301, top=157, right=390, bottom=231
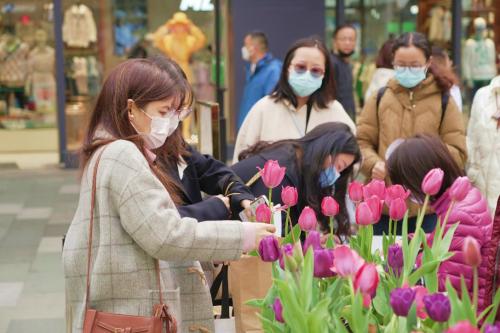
left=303, top=231, right=322, bottom=253
left=423, top=293, right=451, bottom=322
left=279, top=243, right=297, bottom=271
left=387, top=244, right=404, bottom=276
left=390, top=288, right=416, bottom=317
left=484, top=323, right=500, bottom=333
left=272, top=298, right=284, bottom=323
left=313, top=249, right=335, bottom=278
left=258, top=235, right=280, bottom=262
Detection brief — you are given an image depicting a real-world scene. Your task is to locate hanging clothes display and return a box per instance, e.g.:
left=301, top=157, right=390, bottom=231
left=0, top=35, right=29, bottom=87
left=62, top=4, right=97, bottom=48
left=26, top=45, right=56, bottom=113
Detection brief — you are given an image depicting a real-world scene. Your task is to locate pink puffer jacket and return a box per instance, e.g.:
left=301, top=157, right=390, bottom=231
left=431, top=187, right=496, bottom=313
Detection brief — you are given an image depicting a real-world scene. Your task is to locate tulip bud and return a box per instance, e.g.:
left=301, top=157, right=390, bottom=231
left=353, top=263, right=379, bottom=298
left=413, top=286, right=428, bottom=319
left=366, top=196, right=383, bottom=222
left=292, top=241, right=304, bottom=265
left=389, top=198, right=407, bottom=221
left=255, top=203, right=271, bottom=223
left=348, top=181, right=364, bottom=202
left=272, top=298, right=284, bottom=323
left=258, top=235, right=280, bottom=262
left=298, top=206, right=317, bottom=231
left=331, top=245, right=365, bottom=277
left=303, top=230, right=322, bottom=253
left=281, top=186, right=298, bottom=207
left=321, top=196, right=340, bottom=217
left=446, top=321, right=480, bottom=333
left=258, top=160, right=286, bottom=189
left=421, top=168, right=444, bottom=196
left=390, top=288, right=416, bottom=317
left=279, top=243, right=297, bottom=271
left=387, top=244, right=404, bottom=276
left=313, top=249, right=335, bottom=278
left=423, top=293, right=451, bottom=322
left=463, top=236, right=481, bottom=268
left=356, top=202, right=375, bottom=225
left=449, top=176, right=471, bottom=202
left=363, top=179, right=386, bottom=200
left=385, top=184, right=411, bottom=207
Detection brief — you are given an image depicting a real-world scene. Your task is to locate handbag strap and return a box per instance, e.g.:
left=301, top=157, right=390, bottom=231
left=84, top=147, right=164, bottom=310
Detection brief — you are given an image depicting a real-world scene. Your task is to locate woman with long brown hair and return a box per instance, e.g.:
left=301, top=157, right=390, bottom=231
left=62, top=57, right=275, bottom=333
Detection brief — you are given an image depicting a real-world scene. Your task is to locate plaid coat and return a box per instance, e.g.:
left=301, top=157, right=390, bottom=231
left=63, top=140, right=245, bottom=332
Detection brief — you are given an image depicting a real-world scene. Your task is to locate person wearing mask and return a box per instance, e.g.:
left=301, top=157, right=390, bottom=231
left=233, top=37, right=355, bottom=164
left=431, top=46, right=462, bottom=112
left=233, top=122, right=361, bottom=238
left=331, top=24, right=357, bottom=121
left=357, top=32, right=467, bottom=235
left=387, top=134, right=497, bottom=314
left=364, top=38, right=395, bottom=101
left=238, top=31, right=282, bottom=129
left=466, top=75, right=500, bottom=215
left=62, top=57, right=275, bottom=333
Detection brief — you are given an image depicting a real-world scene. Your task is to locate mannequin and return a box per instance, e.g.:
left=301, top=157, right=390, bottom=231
left=62, top=2, right=97, bottom=48
left=150, top=12, right=206, bottom=140
left=463, top=17, right=496, bottom=98
left=25, top=29, right=56, bottom=113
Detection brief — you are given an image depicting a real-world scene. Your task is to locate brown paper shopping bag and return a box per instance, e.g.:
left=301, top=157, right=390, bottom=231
left=229, top=255, right=272, bottom=333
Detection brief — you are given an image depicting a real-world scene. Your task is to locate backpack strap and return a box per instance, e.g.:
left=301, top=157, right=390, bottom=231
left=439, top=92, right=450, bottom=131
left=375, top=87, right=387, bottom=129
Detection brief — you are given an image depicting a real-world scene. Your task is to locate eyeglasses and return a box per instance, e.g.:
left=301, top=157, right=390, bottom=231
left=291, top=63, right=325, bottom=78
left=393, top=65, right=427, bottom=74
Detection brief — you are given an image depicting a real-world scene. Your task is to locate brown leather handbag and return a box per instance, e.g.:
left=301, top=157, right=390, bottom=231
left=83, top=148, right=178, bottom=333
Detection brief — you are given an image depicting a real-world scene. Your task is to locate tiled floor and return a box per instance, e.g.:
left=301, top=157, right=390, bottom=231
left=0, top=168, right=79, bottom=333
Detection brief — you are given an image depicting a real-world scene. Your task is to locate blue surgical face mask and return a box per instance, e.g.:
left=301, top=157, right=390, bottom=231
left=394, top=66, right=427, bottom=89
left=288, top=70, right=323, bottom=97
left=319, top=166, right=340, bottom=188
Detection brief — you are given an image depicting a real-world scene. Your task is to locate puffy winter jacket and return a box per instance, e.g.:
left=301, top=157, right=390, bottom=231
left=467, top=76, right=500, bottom=215
left=431, top=187, right=494, bottom=312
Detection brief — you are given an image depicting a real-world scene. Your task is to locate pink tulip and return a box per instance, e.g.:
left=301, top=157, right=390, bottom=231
left=413, top=286, right=428, bottom=319
left=272, top=298, right=284, bottom=323
left=303, top=231, right=322, bottom=253
left=362, top=293, right=371, bottom=309
left=389, top=198, right=407, bottom=221
left=314, top=249, right=336, bottom=278
left=331, top=245, right=365, bottom=277
left=356, top=202, right=375, bottom=225
left=255, top=203, right=271, bottom=223
left=385, top=184, right=411, bottom=207
left=354, top=263, right=379, bottom=298
left=298, top=206, right=317, bottom=231
left=281, top=186, right=298, bottom=207
left=463, top=236, right=481, bottom=268
left=321, top=196, right=339, bottom=217
left=348, top=181, right=364, bottom=202
left=258, top=160, right=286, bottom=189
left=446, top=321, right=480, bottom=333
left=258, top=235, right=280, bottom=262
left=449, top=176, right=471, bottom=202
left=363, top=179, right=386, bottom=200
left=366, top=196, right=383, bottom=222
left=421, top=168, right=444, bottom=196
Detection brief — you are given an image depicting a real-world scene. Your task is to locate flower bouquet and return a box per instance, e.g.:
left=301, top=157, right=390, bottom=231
left=248, top=160, right=500, bottom=332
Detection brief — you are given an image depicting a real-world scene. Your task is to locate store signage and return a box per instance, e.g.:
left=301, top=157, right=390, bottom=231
left=179, top=0, right=214, bottom=11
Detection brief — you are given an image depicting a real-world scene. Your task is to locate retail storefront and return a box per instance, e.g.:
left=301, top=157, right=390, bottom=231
left=0, top=0, right=497, bottom=167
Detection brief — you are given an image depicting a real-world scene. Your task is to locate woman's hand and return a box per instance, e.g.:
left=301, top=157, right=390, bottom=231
left=253, top=223, right=277, bottom=248
left=241, top=222, right=276, bottom=252
left=372, top=161, right=386, bottom=180
left=241, top=199, right=252, bottom=210
left=215, top=194, right=230, bottom=211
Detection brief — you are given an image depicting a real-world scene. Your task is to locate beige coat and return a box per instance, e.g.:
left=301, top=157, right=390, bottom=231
left=233, top=95, right=356, bottom=163
left=63, top=140, right=246, bottom=333
left=357, top=74, right=467, bottom=178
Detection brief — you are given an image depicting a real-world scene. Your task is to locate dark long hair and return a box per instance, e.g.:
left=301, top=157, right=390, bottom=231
left=240, top=122, right=361, bottom=235
left=81, top=56, right=192, bottom=204
left=271, top=37, right=336, bottom=109
left=431, top=46, right=460, bottom=86
left=376, top=38, right=395, bottom=69
left=387, top=134, right=464, bottom=203
left=392, top=32, right=455, bottom=92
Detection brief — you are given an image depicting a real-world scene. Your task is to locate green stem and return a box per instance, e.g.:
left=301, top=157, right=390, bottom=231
left=268, top=188, right=273, bottom=207
left=388, top=218, right=393, bottom=243
left=268, top=188, right=274, bottom=226
left=473, top=266, right=479, bottom=312
left=348, top=278, right=356, bottom=305
left=284, top=207, right=291, bottom=236
left=438, top=201, right=455, bottom=241
left=329, top=216, right=334, bottom=241
left=414, top=195, right=430, bottom=232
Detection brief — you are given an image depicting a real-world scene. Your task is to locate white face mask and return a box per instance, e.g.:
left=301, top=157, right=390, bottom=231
left=241, top=46, right=251, bottom=61
left=132, top=109, right=178, bottom=150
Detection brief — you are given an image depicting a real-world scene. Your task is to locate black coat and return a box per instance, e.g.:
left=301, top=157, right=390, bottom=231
left=231, top=144, right=304, bottom=228
left=158, top=147, right=255, bottom=221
